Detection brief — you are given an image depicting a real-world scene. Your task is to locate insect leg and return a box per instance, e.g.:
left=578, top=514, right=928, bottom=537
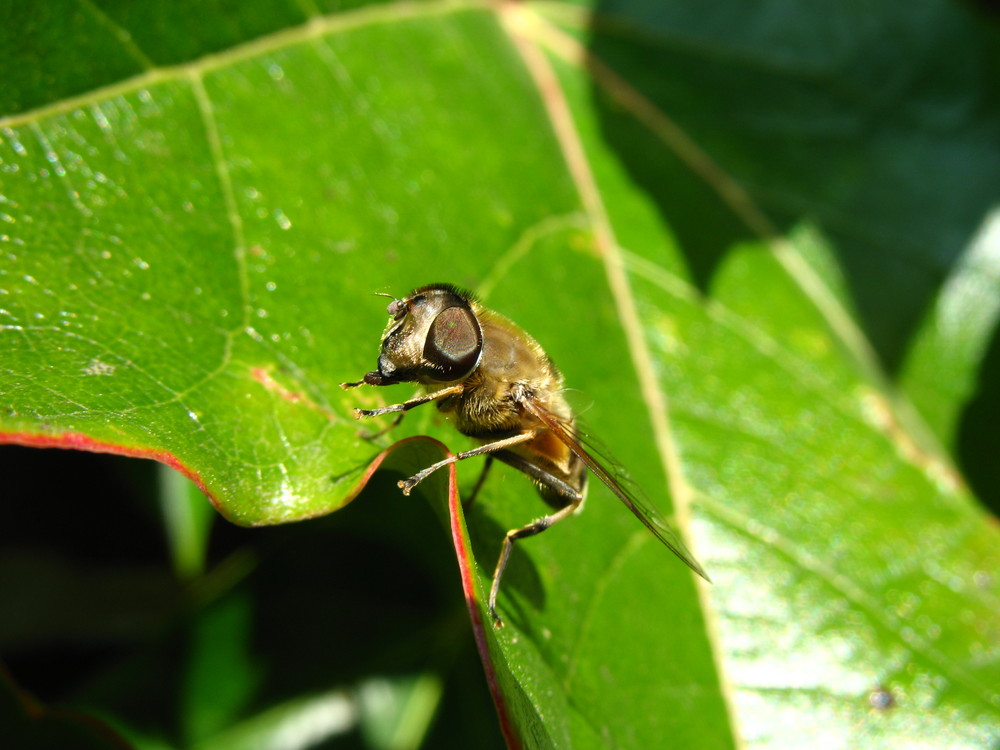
left=488, top=489, right=584, bottom=628
left=350, top=384, right=464, bottom=419
left=492, top=451, right=582, bottom=505
left=464, top=455, right=494, bottom=507
left=398, top=430, right=537, bottom=496
left=356, top=409, right=405, bottom=440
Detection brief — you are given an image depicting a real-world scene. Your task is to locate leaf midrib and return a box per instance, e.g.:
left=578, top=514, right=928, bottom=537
left=0, top=0, right=491, bottom=130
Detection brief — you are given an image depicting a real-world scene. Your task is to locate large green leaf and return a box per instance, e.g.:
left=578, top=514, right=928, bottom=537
left=2, top=1, right=999, bottom=747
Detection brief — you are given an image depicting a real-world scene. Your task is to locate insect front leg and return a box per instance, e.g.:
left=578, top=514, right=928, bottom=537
left=397, top=430, right=538, bottom=496
left=347, top=383, right=465, bottom=418
left=355, top=410, right=406, bottom=440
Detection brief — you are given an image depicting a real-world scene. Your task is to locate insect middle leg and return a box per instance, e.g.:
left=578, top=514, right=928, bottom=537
left=464, top=455, right=494, bottom=507
left=397, top=430, right=538, bottom=496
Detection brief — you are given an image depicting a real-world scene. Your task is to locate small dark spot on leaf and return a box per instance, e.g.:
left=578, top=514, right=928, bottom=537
left=868, top=685, right=896, bottom=711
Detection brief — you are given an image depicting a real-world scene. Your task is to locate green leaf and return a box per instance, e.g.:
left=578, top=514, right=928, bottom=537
left=3, top=1, right=999, bottom=748
left=157, top=462, right=214, bottom=579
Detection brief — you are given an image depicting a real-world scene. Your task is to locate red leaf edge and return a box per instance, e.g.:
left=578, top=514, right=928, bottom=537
left=0, top=430, right=214, bottom=505
left=348, top=435, right=522, bottom=749
left=0, top=430, right=523, bottom=747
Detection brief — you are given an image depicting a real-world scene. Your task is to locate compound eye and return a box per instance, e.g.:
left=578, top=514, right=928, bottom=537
left=423, top=306, right=482, bottom=380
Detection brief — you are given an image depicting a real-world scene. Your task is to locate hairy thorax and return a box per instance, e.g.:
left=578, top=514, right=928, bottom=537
left=437, top=310, right=581, bottom=487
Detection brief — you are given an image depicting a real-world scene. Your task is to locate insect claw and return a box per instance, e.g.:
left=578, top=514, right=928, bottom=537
left=398, top=477, right=416, bottom=495
left=356, top=407, right=390, bottom=418
left=489, top=607, right=504, bottom=628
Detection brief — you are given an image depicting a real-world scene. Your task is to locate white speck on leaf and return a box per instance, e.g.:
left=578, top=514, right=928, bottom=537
left=273, top=209, right=292, bottom=230
left=82, top=359, right=115, bottom=376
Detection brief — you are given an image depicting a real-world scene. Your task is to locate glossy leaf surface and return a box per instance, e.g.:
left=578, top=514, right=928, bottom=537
left=2, top=1, right=998, bottom=747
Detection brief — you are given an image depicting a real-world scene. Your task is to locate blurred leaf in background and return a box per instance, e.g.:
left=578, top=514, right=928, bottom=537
left=1, top=0, right=999, bottom=748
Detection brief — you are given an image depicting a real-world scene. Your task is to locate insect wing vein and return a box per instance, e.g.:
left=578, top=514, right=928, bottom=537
left=520, top=397, right=710, bottom=582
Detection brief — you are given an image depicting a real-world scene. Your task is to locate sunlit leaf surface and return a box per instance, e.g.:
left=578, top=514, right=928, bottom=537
left=2, top=1, right=998, bottom=747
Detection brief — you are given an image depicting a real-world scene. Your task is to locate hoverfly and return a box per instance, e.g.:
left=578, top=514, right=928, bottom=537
left=341, top=283, right=709, bottom=626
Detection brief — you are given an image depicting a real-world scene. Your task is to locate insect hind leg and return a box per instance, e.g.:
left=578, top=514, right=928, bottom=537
left=488, top=498, right=581, bottom=627
left=492, top=451, right=581, bottom=509
left=487, top=451, right=584, bottom=627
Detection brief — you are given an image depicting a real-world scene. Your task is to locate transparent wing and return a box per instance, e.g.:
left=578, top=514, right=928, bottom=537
left=521, top=397, right=711, bottom=583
